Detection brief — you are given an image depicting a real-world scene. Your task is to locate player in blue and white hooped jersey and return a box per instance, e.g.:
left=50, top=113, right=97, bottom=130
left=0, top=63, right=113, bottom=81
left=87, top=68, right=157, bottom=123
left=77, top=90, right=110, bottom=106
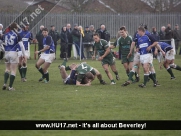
left=2, top=22, right=26, bottom=91
left=155, top=42, right=181, bottom=80
left=137, top=27, right=165, bottom=88
left=35, top=28, right=55, bottom=83
left=18, top=22, right=33, bottom=82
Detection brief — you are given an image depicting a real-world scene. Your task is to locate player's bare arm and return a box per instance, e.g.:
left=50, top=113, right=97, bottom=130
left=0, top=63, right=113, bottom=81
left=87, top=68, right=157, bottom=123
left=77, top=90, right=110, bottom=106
left=98, top=47, right=110, bottom=61
left=92, top=48, right=97, bottom=60
left=76, top=80, right=91, bottom=86
left=35, top=45, right=50, bottom=54
left=127, top=42, right=135, bottom=58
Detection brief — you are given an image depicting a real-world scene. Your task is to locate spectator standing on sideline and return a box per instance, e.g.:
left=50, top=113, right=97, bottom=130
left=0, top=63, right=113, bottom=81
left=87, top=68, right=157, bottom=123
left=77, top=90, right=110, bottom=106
left=151, top=27, right=159, bottom=41
left=83, top=26, right=93, bottom=59
left=36, top=25, right=44, bottom=56
left=49, top=25, right=60, bottom=59
left=165, top=24, right=173, bottom=45
left=0, top=24, right=3, bottom=40
left=72, top=24, right=82, bottom=59
left=78, top=26, right=85, bottom=59
left=151, top=27, right=159, bottom=59
left=89, top=25, right=96, bottom=34
left=173, top=24, right=181, bottom=54
left=97, top=24, right=110, bottom=42
left=60, top=26, right=68, bottom=59
left=66, top=23, right=73, bottom=58
left=0, top=24, right=4, bottom=60
left=159, top=26, right=166, bottom=41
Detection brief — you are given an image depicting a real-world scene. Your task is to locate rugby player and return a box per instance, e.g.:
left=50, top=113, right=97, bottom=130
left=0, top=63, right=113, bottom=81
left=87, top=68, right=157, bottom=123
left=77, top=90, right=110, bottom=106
left=110, top=26, right=134, bottom=78
left=18, top=22, right=34, bottom=82
left=35, top=28, right=55, bottom=83
left=92, top=33, right=119, bottom=85
left=155, top=42, right=181, bottom=79
left=2, top=22, right=26, bottom=90
left=58, top=60, right=106, bottom=85
left=59, top=63, right=94, bottom=86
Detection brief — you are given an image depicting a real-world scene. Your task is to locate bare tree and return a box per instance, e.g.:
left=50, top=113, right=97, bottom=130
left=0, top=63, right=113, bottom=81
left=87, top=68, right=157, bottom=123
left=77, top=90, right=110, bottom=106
left=60, top=0, right=93, bottom=12
left=141, top=0, right=181, bottom=13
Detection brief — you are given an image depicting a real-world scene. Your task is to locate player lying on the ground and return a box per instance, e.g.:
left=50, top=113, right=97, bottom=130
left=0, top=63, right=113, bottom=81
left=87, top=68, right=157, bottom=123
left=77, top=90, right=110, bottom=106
left=59, top=63, right=94, bottom=86
left=58, top=60, right=107, bottom=85
left=155, top=42, right=181, bottom=80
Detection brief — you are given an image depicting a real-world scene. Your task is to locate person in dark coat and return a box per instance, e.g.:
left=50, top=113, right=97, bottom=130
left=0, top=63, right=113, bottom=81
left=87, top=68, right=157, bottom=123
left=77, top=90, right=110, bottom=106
left=173, top=24, right=181, bottom=54
left=159, top=26, right=166, bottom=41
left=151, top=27, right=159, bottom=41
left=97, top=24, right=110, bottom=42
left=66, top=23, right=73, bottom=58
left=165, top=24, right=173, bottom=45
left=49, top=25, right=60, bottom=58
left=60, top=26, right=68, bottom=59
left=83, top=26, right=93, bottom=59
left=36, top=25, right=44, bottom=56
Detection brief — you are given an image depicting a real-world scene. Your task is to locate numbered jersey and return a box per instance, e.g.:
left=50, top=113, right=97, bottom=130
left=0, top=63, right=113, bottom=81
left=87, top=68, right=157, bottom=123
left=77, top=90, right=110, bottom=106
left=3, top=30, right=21, bottom=51
left=18, top=30, right=33, bottom=51
left=76, top=63, right=93, bottom=75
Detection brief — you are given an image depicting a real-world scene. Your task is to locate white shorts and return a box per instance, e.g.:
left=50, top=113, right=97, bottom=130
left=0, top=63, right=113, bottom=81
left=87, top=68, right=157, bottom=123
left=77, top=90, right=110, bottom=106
left=165, top=49, right=175, bottom=60
left=63, top=75, right=70, bottom=84
left=40, top=53, right=55, bottom=63
left=133, top=52, right=140, bottom=64
left=4, top=51, right=19, bottom=64
left=18, top=50, right=30, bottom=58
left=140, top=53, right=153, bottom=64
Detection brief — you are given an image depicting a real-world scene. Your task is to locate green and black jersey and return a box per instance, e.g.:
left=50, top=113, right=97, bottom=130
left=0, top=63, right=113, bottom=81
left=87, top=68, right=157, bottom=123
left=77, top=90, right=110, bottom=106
left=116, top=36, right=133, bottom=58
left=76, top=63, right=96, bottom=82
left=93, top=39, right=113, bottom=58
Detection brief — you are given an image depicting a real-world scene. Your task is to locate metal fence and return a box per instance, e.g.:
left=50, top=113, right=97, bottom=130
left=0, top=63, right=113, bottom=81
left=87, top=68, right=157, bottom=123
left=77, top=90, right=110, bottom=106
left=0, top=12, right=181, bottom=38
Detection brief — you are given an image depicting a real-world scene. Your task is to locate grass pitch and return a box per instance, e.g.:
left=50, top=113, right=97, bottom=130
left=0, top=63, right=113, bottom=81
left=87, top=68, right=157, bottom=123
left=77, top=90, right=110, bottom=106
left=0, top=46, right=181, bottom=136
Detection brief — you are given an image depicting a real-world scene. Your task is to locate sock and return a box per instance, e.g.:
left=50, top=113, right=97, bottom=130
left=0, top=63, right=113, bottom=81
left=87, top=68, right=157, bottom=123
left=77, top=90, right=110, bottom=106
left=61, top=60, right=67, bottom=67
left=22, top=67, right=26, bottom=78
left=114, top=71, right=118, bottom=75
left=38, top=67, right=44, bottom=76
left=175, top=65, right=181, bottom=71
left=9, top=75, right=15, bottom=88
left=4, top=72, right=9, bottom=84
left=149, top=72, right=156, bottom=84
left=128, top=71, right=135, bottom=81
left=152, top=73, right=156, bottom=80
left=135, top=72, right=138, bottom=77
left=18, top=66, right=22, bottom=78
left=24, top=67, right=27, bottom=78
left=44, top=72, right=49, bottom=81
left=65, top=66, right=71, bottom=71
left=143, top=74, right=149, bottom=86
left=167, top=67, right=175, bottom=77
left=111, top=80, right=115, bottom=83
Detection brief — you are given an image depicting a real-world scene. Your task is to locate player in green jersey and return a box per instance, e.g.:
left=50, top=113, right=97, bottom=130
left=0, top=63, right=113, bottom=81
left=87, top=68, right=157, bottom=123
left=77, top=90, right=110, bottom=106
left=110, top=26, right=134, bottom=78
left=92, top=33, right=119, bottom=85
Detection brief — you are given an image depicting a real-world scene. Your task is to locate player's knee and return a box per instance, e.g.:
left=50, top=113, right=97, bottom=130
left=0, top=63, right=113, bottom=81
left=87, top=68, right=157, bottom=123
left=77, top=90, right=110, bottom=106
left=104, top=69, right=109, bottom=74
left=35, top=64, right=39, bottom=69
left=23, top=62, right=26, bottom=67
left=170, top=63, right=176, bottom=68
